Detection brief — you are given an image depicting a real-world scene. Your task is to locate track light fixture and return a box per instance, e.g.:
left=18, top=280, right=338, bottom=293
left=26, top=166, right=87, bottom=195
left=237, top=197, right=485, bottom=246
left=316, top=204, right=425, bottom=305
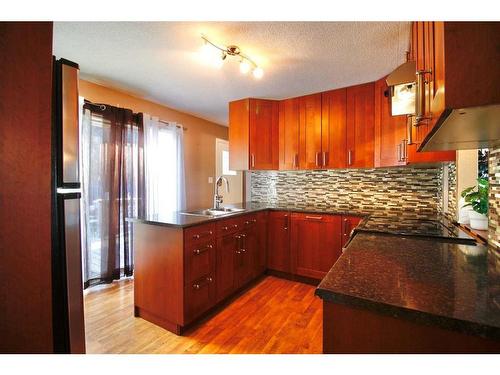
left=200, top=35, right=264, bottom=79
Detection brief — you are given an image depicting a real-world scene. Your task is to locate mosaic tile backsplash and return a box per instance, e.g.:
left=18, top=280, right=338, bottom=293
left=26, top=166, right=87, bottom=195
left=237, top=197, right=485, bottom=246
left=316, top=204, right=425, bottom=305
left=250, top=167, right=452, bottom=219
left=489, top=143, right=500, bottom=249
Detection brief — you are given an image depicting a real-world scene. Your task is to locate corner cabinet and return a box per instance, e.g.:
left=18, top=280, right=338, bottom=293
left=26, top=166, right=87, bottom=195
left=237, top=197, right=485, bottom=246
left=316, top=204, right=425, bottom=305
left=229, top=98, right=279, bottom=170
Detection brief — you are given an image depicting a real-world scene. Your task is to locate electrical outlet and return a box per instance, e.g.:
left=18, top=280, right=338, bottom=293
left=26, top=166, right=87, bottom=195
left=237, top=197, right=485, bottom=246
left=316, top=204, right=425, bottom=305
left=208, top=177, right=213, bottom=184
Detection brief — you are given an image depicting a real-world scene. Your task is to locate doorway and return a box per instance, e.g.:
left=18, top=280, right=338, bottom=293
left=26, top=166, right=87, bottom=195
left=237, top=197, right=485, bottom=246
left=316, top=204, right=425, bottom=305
left=215, top=138, right=243, bottom=204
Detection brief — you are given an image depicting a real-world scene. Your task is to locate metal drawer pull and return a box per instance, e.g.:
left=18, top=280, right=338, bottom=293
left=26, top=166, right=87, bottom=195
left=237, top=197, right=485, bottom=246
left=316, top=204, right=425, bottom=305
left=347, top=150, right=352, bottom=166
left=305, top=215, right=323, bottom=220
left=193, top=244, right=212, bottom=255
left=193, top=276, right=213, bottom=290
left=192, top=230, right=213, bottom=239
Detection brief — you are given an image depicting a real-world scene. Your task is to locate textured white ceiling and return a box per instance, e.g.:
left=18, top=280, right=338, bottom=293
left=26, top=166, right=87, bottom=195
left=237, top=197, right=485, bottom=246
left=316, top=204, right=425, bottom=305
left=53, top=22, right=410, bottom=126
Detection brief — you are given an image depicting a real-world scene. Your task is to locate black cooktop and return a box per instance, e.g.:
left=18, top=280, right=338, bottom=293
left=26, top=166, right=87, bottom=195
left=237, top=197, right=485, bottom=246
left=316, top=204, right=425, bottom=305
left=355, top=216, right=476, bottom=244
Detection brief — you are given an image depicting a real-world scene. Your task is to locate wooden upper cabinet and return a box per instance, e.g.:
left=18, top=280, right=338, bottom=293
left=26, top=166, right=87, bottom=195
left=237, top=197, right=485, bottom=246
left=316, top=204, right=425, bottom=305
left=346, top=83, right=375, bottom=168
left=321, top=89, right=347, bottom=169
left=229, top=98, right=279, bottom=171
left=279, top=98, right=300, bottom=170
left=298, top=93, right=322, bottom=169
left=374, top=77, right=408, bottom=168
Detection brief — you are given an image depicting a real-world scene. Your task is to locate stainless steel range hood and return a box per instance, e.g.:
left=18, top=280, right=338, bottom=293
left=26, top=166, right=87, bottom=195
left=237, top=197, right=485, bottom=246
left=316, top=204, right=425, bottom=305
left=419, top=104, right=500, bottom=151
left=386, top=60, right=416, bottom=87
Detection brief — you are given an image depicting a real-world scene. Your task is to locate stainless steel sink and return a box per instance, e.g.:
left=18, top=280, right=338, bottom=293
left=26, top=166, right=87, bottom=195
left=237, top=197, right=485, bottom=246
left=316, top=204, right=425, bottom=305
left=180, top=207, right=246, bottom=217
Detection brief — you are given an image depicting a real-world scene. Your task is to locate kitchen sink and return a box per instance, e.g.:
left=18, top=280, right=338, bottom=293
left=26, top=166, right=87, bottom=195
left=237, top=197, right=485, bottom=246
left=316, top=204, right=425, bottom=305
left=180, top=207, right=246, bottom=217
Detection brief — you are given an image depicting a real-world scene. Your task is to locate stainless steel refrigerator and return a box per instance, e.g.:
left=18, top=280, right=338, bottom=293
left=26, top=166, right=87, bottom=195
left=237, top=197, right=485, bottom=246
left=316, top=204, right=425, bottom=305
left=52, top=58, right=86, bottom=353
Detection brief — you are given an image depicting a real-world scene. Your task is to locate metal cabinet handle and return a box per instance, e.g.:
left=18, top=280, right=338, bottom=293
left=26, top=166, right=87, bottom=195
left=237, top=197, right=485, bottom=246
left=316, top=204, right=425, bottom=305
left=193, top=244, right=212, bottom=255
left=415, top=69, right=432, bottom=124
left=315, top=151, right=321, bottom=167
left=402, top=139, right=407, bottom=161
left=192, top=276, right=213, bottom=290
left=251, top=153, right=255, bottom=168
left=305, top=215, right=323, bottom=220
left=397, top=143, right=402, bottom=162
left=322, top=152, right=327, bottom=167
left=293, top=154, right=299, bottom=168
left=347, top=150, right=352, bottom=166
left=192, top=230, right=213, bottom=240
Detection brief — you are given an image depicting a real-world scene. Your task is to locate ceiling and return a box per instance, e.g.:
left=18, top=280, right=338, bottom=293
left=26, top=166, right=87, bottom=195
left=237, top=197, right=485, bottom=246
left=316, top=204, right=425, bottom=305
left=53, top=22, right=411, bottom=126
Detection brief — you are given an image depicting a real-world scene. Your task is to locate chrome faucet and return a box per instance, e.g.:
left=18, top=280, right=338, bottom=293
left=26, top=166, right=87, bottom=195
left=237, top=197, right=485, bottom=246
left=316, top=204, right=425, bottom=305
left=213, top=176, right=229, bottom=210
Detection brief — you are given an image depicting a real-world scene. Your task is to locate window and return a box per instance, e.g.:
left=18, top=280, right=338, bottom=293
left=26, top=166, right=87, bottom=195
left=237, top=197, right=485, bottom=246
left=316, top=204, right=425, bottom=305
left=143, top=115, right=186, bottom=219
left=222, top=150, right=237, bottom=176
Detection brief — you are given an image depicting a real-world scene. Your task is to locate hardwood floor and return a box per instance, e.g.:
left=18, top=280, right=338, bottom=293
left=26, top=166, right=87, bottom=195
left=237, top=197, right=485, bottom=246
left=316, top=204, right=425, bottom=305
left=84, top=276, right=322, bottom=354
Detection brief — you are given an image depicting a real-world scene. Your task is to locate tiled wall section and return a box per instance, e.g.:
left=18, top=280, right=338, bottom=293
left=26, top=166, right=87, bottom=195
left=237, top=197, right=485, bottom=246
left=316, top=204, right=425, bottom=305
left=488, top=144, right=500, bottom=249
left=250, top=167, right=451, bottom=219
left=437, top=162, right=457, bottom=222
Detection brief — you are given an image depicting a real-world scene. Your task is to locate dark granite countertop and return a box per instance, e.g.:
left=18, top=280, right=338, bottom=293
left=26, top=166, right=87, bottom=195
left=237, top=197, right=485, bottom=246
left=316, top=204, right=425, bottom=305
left=316, top=232, right=500, bottom=341
left=128, top=201, right=444, bottom=229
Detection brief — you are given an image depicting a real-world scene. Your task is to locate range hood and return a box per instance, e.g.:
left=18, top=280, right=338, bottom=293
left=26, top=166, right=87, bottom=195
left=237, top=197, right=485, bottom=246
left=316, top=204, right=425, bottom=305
left=419, top=104, right=500, bottom=151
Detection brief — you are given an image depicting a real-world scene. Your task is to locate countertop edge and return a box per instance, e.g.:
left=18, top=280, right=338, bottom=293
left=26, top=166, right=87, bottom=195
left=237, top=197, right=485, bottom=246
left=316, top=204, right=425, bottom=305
left=315, top=285, right=500, bottom=342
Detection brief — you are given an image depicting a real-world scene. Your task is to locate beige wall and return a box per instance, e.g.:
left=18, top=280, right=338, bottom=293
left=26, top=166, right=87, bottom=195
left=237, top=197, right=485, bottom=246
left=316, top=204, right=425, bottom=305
left=79, top=80, right=228, bottom=211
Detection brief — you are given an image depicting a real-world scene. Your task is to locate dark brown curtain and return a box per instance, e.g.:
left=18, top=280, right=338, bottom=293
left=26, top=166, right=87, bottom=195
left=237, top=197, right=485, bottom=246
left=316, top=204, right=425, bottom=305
left=81, top=102, right=144, bottom=288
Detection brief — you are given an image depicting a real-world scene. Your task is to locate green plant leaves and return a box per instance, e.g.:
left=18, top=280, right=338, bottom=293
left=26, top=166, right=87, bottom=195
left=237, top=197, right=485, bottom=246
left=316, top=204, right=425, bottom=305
left=460, top=177, right=489, bottom=215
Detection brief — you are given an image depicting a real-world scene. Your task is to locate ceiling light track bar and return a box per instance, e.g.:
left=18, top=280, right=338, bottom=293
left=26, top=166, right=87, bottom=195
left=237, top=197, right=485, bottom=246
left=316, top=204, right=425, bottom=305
left=201, top=34, right=258, bottom=69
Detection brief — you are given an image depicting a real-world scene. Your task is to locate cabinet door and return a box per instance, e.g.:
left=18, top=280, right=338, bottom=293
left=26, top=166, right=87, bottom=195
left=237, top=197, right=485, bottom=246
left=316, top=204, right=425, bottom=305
left=341, top=216, right=363, bottom=247
left=321, top=89, right=347, bottom=169
left=299, top=94, right=322, bottom=169
left=290, top=213, right=342, bottom=279
left=374, top=77, right=408, bottom=167
left=279, top=98, right=300, bottom=170
left=267, top=211, right=290, bottom=273
left=237, top=227, right=257, bottom=288
left=216, top=233, right=239, bottom=302
left=184, top=274, right=216, bottom=324
left=253, top=211, right=268, bottom=276
left=249, top=99, right=279, bottom=170
left=346, top=83, right=375, bottom=168
left=228, top=99, right=250, bottom=171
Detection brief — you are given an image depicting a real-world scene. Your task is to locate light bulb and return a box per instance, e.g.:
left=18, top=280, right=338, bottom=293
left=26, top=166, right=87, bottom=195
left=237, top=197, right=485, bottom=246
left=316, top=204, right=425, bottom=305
left=252, top=66, right=264, bottom=79
left=200, top=42, right=223, bottom=69
left=239, top=60, right=251, bottom=74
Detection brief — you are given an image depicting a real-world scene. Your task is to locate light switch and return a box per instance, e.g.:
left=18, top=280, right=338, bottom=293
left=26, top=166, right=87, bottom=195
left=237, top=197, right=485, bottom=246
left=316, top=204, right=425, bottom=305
left=208, top=177, right=213, bottom=184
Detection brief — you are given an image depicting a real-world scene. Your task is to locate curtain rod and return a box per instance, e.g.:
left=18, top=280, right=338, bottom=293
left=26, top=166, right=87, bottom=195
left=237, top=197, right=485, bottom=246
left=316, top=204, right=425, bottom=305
left=158, top=119, right=187, bottom=131
left=84, top=99, right=187, bottom=131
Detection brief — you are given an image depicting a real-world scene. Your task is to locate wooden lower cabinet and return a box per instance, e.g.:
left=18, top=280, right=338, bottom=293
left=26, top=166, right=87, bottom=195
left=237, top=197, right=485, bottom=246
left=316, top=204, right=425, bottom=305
left=216, top=231, right=239, bottom=302
left=267, top=211, right=291, bottom=273
left=323, top=301, right=500, bottom=353
left=134, top=209, right=360, bottom=335
left=290, top=213, right=343, bottom=279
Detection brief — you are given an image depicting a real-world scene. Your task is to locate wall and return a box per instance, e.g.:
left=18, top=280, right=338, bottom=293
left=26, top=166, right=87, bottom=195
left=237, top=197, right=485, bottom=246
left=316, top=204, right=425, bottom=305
left=488, top=143, right=500, bottom=249
left=79, top=80, right=228, bottom=210
left=0, top=22, right=54, bottom=353
left=251, top=167, right=446, bottom=219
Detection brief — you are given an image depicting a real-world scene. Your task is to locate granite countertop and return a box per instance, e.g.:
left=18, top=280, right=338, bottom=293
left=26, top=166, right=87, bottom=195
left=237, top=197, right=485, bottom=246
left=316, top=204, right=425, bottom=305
left=316, top=232, right=500, bottom=341
left=129, top=201, right=442, bottom=229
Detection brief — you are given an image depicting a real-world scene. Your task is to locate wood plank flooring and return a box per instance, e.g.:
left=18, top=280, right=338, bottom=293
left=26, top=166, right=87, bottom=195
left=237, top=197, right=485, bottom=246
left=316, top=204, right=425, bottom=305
left=84, top=276, right=322, bottom=354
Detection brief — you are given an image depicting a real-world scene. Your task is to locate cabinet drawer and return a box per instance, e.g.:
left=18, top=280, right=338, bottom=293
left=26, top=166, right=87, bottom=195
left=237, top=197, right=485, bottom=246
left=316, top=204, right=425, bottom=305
left=184, top=274, right=215, bottom=323
left=185, top=240, right=215, bottom=285
left=184, top=223, right=216, bottom=246
left=216, top=216, right=243, bottom=237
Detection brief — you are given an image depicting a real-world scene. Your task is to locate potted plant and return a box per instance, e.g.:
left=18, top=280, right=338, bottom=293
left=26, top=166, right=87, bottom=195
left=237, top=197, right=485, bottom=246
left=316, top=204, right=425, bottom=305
left=461, top=177, right=489, bottom=230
